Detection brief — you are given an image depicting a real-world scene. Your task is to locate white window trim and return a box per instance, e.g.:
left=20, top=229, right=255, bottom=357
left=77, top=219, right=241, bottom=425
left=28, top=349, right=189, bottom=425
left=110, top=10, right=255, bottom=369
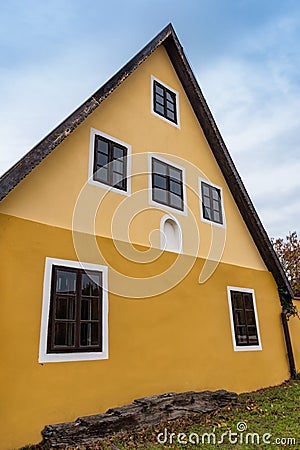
left=39, top=257, right=109, bottom=363
left=150, top=75, right=180, bottom=129
left=198, top=178, right=226, bottom=228
left=227, top=286, right=262, bottom=352
left=160, top=214, right=183, bottom=253
left=88, top=128, right=132, bottom=196
left=148, top=153, right=187, bottom=216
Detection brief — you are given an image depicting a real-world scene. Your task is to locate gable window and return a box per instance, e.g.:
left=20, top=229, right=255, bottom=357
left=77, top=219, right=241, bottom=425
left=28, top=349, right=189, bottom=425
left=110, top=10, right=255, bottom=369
left=200, top=181, right=224, bottom=225
left=39, top=258, right=108, bottom=363
left=88, top=128, right=131, bottom=195
left=151, top=76, right=180, bottom=127
left=227, top=287, right=262, bottom=351
left=94, top=135, right=127, bottom=190
left=153, top=80, right=177, bottom=123
left=151, top=157, right=184, bottom=212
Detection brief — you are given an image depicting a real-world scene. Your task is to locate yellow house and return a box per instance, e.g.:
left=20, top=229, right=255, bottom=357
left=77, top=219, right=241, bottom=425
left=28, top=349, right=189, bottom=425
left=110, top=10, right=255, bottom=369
left=0, top=24, right=298, bottom=449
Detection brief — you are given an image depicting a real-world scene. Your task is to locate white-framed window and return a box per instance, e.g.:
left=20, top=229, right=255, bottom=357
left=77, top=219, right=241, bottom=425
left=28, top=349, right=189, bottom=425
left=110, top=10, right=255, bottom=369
left=148, top=153, right=187, bottom=216
left=199, top=178, right=225, bottom=227
left=150, top=75, right=180, bottom=128
left=160, top=214, right=182, bottom=253
left=39, top=258, right=108, bottom=363
left=227, top=286, right=262, bottom=352
left=88, top=128, right=131, bottom=196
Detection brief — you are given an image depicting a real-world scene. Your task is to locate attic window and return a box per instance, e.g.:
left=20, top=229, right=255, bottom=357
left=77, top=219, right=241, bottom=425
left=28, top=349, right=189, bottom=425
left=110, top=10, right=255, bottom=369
left=151, top=156, right=184, bottom=212
left=151, top=76, right=180, bottom=127
left=88, top=129, right=131, bottom=195
left=200, top=181, right=224, bottom=226
left=227, top=287, right=262, bottom=352
left=94, top=135, right=127, bottom=190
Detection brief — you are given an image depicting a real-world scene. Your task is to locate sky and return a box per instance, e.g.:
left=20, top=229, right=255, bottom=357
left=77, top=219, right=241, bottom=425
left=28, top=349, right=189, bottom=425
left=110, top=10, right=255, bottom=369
left=0, top=0, right=299, bottom=238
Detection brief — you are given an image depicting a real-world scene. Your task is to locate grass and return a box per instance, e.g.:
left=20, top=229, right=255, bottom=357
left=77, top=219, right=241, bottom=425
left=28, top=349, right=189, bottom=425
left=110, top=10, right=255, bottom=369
left=22, top=380, right=300, bottom=450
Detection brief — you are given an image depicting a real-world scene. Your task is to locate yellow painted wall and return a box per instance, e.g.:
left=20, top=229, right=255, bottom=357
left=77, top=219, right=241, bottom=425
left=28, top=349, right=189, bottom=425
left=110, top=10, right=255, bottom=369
left=289, top=301, right=300, bottom=372
left=0, top=46, right=266, bottom=271
left=0, top=214, right=290, bottom=449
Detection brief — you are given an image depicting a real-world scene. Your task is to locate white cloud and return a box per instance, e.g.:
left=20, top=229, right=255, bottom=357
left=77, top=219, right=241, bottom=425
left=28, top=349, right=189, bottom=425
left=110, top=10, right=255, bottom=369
left=196, top=13, right=300, bottom=237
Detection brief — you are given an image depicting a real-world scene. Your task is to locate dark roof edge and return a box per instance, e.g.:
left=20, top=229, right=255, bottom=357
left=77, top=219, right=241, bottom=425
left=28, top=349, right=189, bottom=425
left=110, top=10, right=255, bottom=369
left=163, top=33, right=293, bottom=299
left=0, top=23, right=293, bottom=299
left=0, top=23, right=174, bottom=201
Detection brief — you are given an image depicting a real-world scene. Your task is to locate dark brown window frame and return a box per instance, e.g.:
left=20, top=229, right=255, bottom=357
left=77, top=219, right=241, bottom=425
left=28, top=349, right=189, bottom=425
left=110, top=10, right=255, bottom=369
left=151, top=157, right=184, bottom=211
left=153, top=80, right=178, bottom=124
left=201, top=181, right=223, bottom=225
left=230, top=290, right=259, bottom=347
left=93, top=134, right=128, bottom=191
left=47, top=265, right=103, bottom=354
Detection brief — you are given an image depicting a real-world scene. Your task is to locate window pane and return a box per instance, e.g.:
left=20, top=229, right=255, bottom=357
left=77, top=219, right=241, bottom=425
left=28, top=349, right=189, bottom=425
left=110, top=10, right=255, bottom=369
left=203, top=196, right=210, bottom=207
left=153, top=160, right=167, bottom=176
left=56, top=270, right=76, bottom=294
left=155, top=103, right=164, bottom=114
left=236, top=326, right=247, bottom=344
left=246, top=310, right=256, bottom=325
left=213, top=211, right=221, bottom=223
left=97, top=139, right=109, bottom=155
left=54, top=323, right=75, bottom=347
left=169, top=179, right=182, bottom=195
left=213, top=199, right=220, bottom=211
left=167, top=100, right=174, bottom=111
left=95, top=166, right=108, bottom=183
left=113, top=159, right=124, bottom=174
left=169, top=167, right=181, bottom=181
left=166, top=91, right=174, bottom=101
left=248, top=327, right=259, bottom=344
left=212, top=189, right=220, bottom=200
left=153, top=173, right=167, bottom=189
left=81, top=298, right=99, bottom=321
left=113, top=145, right=125, bottom=159
left=244, top=293, right=253, bottom=309
left=80, top=323, right=91, bottom=346
left=113, top=172, right=123, bottom=186
left=203, top=206, right=211, bottom=220
left=155, top=94, right=164, bottom=105
left=167, top=110, right=175, bottom=121
left=97, top=152, right=109, bottom=167
left=155, top=84, right=164, bottom=96
left=82, top=273, right=100, bottom=296
left=169, top=192, right=183, bottom=210
left=80, top=323, right=99, bottom=347
left=56, top=296, right=75, bottom=320
left=232, top=292, right=243, bottom=309
left=153, top=188, right=167, bottom=203
left=235, top=309, right=245, bottom=326
left=202, top=184, right=210, bottom=197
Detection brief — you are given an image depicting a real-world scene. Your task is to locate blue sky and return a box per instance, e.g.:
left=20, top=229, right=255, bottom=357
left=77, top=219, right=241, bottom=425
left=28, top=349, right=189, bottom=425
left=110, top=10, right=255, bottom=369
left=0, top=0, right=299, bottom=237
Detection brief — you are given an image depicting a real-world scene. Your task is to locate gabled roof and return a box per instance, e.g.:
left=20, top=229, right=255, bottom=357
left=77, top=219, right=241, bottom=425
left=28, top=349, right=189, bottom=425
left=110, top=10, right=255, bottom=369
left=0, top=23, right=293, bottom=299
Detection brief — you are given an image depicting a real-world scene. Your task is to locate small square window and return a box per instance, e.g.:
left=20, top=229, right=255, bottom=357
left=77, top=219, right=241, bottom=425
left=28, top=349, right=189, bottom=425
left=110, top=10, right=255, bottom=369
left=151, top=76, right=180, bottom=127
left=200, top=181, right=224, bottom=225
left=151, top=157, right=184, bottom=212
left=227, top=287, right=262, bottom=351
left=39, top=258, right=108, bottom=363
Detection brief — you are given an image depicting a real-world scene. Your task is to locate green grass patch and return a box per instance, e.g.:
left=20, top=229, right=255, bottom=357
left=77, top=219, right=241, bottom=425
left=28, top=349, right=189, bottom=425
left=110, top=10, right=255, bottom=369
left=23, top=380, right=300, bottom=449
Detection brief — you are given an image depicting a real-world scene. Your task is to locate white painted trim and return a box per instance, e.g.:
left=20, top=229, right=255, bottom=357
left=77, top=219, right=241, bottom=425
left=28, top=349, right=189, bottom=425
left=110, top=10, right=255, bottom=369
left=148, top=153, right=187, bottom=216
left=39, top=257, right=109, bottom=363
left=227, top=286, right=262, bottom=352
left=88, top=128, right=132, bottom=196
left=160, top=214, right=183, bottom=253
left=150, top=75, right=180, bottom=129
left=198, top=177, right=226, bottom=228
